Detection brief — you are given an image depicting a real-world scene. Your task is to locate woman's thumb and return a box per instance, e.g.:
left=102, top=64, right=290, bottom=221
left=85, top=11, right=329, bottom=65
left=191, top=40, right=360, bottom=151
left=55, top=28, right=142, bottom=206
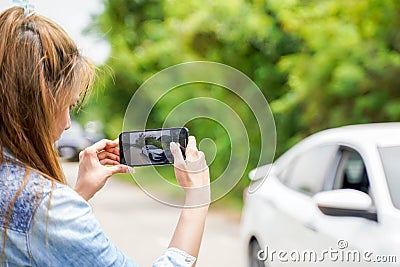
left=109, top=164, right=134, bottom=175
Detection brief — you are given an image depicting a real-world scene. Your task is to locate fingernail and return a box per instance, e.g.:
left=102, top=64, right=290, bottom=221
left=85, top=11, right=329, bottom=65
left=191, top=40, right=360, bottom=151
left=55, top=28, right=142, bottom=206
left=170, top=142, right=177, bottom=149
left=126, top=167, right=134, bottom=174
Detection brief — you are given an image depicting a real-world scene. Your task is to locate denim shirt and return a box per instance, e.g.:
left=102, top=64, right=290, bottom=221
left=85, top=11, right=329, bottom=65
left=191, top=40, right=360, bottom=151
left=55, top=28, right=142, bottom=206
left=0, top=151, right=196, bottom=267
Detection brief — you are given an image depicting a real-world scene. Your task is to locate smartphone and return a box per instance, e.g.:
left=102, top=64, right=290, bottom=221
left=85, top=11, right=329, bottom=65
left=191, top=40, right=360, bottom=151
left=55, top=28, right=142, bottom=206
left=119, top=127, right=189, bottom=167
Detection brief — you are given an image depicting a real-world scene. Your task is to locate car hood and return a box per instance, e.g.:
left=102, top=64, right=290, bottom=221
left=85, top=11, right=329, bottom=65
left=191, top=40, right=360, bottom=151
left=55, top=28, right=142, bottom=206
left=150, top=149, right=164, bottom=154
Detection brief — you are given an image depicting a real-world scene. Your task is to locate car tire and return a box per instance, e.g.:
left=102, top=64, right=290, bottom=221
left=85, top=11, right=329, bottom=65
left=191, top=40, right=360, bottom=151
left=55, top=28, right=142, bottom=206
left=249, top=239, right=266, bottom=267
left=149, top=153, right=154, bottom=161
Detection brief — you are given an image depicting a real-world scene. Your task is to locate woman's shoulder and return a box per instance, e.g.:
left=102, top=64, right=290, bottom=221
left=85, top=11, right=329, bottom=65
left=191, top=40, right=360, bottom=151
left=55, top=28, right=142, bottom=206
left=0, top=160, right=74, bottom=233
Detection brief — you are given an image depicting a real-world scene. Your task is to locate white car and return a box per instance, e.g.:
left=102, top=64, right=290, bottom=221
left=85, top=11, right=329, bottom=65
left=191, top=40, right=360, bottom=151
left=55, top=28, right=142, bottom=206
left=241, top=123, right=400, bottom=267
left=141, top=145, right=166, bottom=161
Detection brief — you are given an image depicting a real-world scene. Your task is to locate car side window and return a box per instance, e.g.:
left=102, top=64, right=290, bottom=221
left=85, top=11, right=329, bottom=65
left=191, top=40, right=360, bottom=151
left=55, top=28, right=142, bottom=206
left=333, top=148, right=370, bottom=195
left=282, top=145, right=338, bottom=195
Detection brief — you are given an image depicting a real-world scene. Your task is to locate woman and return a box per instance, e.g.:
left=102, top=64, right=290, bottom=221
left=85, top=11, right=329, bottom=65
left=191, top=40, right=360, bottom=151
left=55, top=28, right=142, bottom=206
left=0, top=6, right=210, bottom=267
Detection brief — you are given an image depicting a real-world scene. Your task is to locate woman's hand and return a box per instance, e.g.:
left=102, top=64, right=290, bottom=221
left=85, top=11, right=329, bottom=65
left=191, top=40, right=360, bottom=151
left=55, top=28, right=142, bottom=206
left=75, top=139, right=132, bottom=201
left=168, top=136, right=210, bottom=263
left=170, top=136, right=210, bottom=207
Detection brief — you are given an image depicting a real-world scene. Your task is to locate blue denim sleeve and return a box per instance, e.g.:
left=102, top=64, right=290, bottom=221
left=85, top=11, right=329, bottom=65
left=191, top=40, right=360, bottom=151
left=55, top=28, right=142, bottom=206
left=28, top=185, right=139, bottom=267
left=153, top=247, right=196, bottom=267
left=28, top=185, right=196, bottom=267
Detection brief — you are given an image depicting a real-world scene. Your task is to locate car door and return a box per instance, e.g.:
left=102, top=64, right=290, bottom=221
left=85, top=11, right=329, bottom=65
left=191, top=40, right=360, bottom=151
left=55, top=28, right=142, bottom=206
left=313, top=146, right=389, bottom=266
left=263, top=144, right=340, bottom=266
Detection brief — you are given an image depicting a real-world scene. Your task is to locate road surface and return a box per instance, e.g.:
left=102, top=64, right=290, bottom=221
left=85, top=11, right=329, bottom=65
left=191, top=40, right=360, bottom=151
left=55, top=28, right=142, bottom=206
left=62, top=162, right=246, bottom=267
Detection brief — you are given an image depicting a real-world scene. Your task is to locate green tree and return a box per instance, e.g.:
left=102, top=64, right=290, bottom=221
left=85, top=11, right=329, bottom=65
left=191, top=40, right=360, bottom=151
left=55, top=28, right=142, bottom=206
left=82, top=0, right=300, bottom=203
left=270, top=0, right=400, bottom=142
left=83, top=0, right=400, bottom=205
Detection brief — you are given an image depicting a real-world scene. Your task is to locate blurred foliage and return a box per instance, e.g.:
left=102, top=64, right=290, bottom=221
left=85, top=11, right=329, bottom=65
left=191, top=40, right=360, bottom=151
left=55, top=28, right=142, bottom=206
left=80, top=0, right=400, bottom=204
left=271, top=0, right=400, bottom=134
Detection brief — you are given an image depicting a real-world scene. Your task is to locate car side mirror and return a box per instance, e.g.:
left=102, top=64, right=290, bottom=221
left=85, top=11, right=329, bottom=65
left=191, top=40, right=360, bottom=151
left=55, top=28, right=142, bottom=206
left=313, top=189, right=377, bottom=221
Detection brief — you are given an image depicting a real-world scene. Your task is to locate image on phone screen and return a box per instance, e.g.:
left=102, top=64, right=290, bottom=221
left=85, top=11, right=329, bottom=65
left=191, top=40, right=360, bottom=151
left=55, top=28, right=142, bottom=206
left=119, top=127, right=188, bottom=167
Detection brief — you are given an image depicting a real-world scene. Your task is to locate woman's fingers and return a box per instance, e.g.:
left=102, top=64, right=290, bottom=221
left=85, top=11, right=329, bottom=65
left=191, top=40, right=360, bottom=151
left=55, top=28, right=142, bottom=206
left=79, top=147, right=97, bottom=161
left=186, top=151, right=208, bottom=172
left=170, top=142, right=185, bottom=168
left=99, top=147, right=120, bottom=156
left=109, top=147, right=120, bottom=156
left=99, top=158, right=120, bottom=166
left=185, top=136, right=199, bottom=161
left=80, top=140, right=120, bottom=162
left=97, top=151, right=120, bottom=162
left=88, top=139, right=119, bottom=153
left=108, top=164, right=132, bottom=175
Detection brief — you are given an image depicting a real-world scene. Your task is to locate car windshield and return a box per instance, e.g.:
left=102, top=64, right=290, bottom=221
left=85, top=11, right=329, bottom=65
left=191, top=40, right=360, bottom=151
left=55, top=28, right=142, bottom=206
left=147, top=145, right=159, bottom=149
left=379, top=146, right=400, bottom=209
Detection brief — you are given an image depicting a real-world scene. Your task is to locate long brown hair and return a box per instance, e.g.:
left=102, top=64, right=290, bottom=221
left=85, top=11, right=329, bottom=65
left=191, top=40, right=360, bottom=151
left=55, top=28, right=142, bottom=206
left=0, top=7, right=95, bottom=183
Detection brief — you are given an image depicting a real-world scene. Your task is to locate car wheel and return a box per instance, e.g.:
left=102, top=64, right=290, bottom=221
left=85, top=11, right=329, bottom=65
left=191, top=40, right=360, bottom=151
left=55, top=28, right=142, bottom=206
left=249, top=239, right=266, bottom=267
left=149, top=153, right=154, bottom=161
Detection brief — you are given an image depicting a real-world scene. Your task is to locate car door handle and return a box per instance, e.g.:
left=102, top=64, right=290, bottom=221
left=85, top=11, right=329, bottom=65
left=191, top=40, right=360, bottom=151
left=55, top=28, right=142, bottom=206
left=304, top=222, right=318, bottom=232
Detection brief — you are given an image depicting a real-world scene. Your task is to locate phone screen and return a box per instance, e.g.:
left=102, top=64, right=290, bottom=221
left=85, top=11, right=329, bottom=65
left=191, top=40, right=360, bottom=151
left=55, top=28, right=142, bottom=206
left=119, top=127, right=189, bottom=167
